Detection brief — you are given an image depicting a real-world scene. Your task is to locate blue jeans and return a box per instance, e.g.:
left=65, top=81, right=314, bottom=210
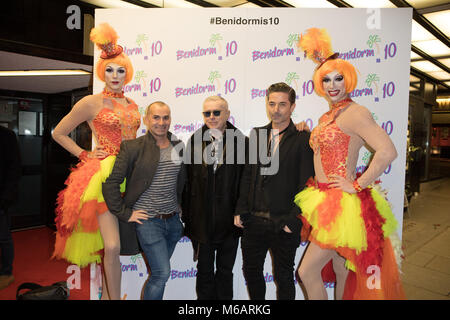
left=136, top=213, right=183, bottom=300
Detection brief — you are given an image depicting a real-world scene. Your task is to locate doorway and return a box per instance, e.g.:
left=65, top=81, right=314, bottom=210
left=0, top=96, right=44, bottom=229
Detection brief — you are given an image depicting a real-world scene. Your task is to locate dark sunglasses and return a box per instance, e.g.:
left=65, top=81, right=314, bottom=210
left=202, top=110, right=221, bottom=117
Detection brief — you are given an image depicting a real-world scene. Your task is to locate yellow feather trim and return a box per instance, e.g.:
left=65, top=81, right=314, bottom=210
left=90, top=23, right=119, bottom=49
left=298, top=28, right=334, bottom=65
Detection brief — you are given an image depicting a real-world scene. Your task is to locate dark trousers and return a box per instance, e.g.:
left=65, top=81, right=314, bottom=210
left=196, top=234, right=239, bottom=300
left=0, top=209, right=14, bottom=276
left=241, top=216, right=300, bottom=300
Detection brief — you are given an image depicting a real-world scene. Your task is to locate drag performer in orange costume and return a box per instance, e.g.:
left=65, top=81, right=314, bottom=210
left=295, top=28, right=405, bottom=300
left=52, top=23, right=144, bottom=300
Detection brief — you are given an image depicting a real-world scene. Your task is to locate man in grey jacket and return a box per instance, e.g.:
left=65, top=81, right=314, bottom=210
left=103, top=101, right=186, bottom=300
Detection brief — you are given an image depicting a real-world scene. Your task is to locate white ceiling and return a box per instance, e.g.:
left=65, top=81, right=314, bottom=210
left=0, top=51, right=92, bottom=94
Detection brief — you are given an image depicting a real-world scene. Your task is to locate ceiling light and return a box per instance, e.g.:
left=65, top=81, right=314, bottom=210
left=405, top=0, right=447, bottom=9
left=438, top=58, right=450, bottom=69
left=140, top=0, right=200, bottom=7
left=412, top=39, right=450, bottom=57
left=410, top=51, right=421, bottom=60
left=344, top=0, right=396, bottom=8
left=206, top=1, right=248, bottom=6
left=0, top=70, right=92, bottom=76
left=427, top=71, right=450, bottom=81
left=81, top=0, right=142, bottom=8
left=165, top=0, right=200, bottom=7
left=410, top=61, right=444, bottom=73
left=234, top=2, right=261, bottom=7
left=424, top=10, right=450, bottom=36
left=283, top=0, right=337, bottom=8
left=411, top=20, right=435, bottom=42
left=139, top=0, right=163, bottom=6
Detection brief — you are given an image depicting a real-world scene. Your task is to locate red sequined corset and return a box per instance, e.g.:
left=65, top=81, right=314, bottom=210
left=310, top=98, right=353, bottom=179
left=92, top=99, right=141, bottom=156
left=318, top=121, right=350, bottom=179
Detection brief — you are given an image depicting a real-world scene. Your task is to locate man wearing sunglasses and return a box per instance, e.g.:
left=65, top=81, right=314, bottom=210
left=234, top=82, right=315, bottom=300
left=182, top=95, right=247, bottom=300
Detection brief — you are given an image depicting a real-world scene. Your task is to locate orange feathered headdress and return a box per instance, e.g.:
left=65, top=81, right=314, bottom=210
left=297, top=27, right=358, bottom=99
left=90, top=23, right=123, bottom=59
left=298, top=28, right=339, bottom=69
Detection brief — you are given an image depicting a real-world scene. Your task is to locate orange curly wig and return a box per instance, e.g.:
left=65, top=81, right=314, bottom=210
left=90, top=23, right=133, bottom=85
left=298, top=28, right=357, bottom=98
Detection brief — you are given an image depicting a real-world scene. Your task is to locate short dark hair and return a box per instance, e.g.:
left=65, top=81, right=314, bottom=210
left=266, top=82, right=296, bottom=105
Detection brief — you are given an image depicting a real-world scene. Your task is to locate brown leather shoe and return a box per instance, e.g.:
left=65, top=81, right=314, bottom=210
left=0, top=275, right=15, bottom=290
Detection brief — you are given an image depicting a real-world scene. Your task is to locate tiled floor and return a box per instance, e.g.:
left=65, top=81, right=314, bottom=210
left=401, top=177, right=450, bottom=300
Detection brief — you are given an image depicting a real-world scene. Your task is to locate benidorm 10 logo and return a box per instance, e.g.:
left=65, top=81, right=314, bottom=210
left=339, top=34, right=379, bottom=62
left=252, top=34, right=301, bottom=63
left=175, top=72, right=217, bottom=98
left=123, top=70, right=145, bottom=98
left=176, top=34, right=239, bottom=61
left=170, top=268, right=197, bottom=280
left=175, top=71, right=237, bottom=98
left=124, top=34, right=163, bottom=60
left=207, top=71, right=238, bottom=96
left=340, top=34, right=398, bottom=65
left=121, top=254, right=148, bottom=278
left=366, top=35, right=398, bottom=64
left=363, top=73, right=396, bottom=103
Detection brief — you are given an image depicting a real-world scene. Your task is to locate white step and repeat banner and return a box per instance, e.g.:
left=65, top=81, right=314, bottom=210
left=90, top=8, right=412, bottom=300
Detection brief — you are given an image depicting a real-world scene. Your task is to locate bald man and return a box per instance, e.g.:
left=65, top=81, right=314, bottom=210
left=103, top=101, right=186, bottom=300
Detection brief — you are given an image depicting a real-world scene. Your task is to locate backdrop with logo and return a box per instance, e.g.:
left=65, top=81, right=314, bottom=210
left=89, top=7, right=412, bottom=300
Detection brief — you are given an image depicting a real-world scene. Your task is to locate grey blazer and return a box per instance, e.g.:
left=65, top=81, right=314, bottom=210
left=102, top=131, right=186, bottom=255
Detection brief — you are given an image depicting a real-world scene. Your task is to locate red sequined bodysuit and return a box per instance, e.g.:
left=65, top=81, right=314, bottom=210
left=310, top=98, right=355, bottom=182
left=92, top=98, right=141, bottom=155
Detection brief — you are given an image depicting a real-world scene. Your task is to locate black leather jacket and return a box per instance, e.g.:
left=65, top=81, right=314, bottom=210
left=182, top=121, right=247, bottom=244
left=234, top=120, right=315, bottom=235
